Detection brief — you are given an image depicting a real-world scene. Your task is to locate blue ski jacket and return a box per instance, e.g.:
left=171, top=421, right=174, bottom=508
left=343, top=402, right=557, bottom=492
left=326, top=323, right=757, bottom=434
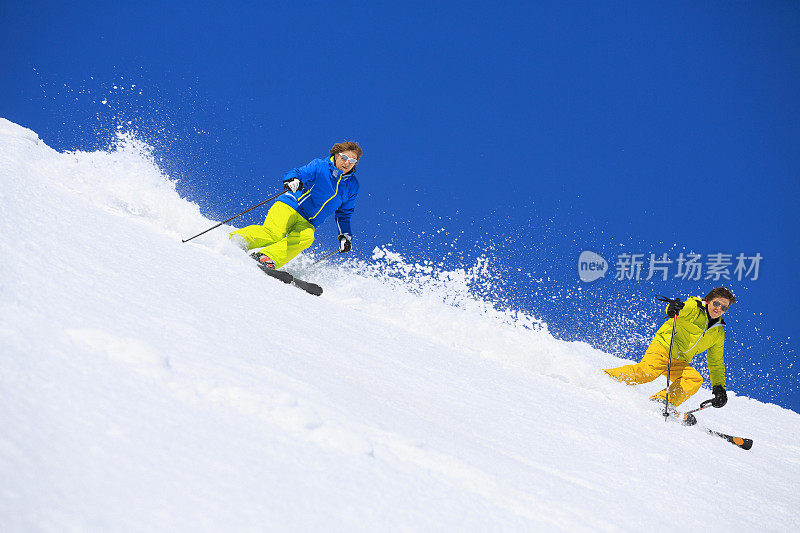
left=278, top=156, right=359, bottom=236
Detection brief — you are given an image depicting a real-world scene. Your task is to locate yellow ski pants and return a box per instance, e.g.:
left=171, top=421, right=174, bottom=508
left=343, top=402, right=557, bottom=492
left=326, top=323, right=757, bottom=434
left=604, top=342, right=703, bottom=406
left=229, top=202, right=315, bottom=269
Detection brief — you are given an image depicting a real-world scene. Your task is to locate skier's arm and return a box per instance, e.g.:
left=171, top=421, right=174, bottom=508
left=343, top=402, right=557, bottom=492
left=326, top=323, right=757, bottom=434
left=335, top=182, right=359, bottom=237
left=707, top=334, right=727, bottom=388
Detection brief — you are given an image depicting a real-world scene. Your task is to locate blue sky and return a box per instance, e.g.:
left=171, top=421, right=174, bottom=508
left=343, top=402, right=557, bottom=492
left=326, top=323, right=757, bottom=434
left=2, top=1, right=798, bottom=410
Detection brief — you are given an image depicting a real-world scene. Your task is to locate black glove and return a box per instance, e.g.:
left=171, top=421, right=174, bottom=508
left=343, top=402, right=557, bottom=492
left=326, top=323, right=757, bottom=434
left=338, top=234, right=352, bottom=253
left=666, top=298, right=684, bottom=318
left=712, top=385, right=728, bottom=408
left=283, top=177, right=303, bottom=193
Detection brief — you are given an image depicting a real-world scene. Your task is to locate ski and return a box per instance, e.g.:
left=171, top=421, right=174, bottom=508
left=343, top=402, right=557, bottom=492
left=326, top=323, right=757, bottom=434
left=679, top=400, right=754, bottom=450
left=261, top=267, right=323, bottom=296
left=654, top=404, right=753, bottom=450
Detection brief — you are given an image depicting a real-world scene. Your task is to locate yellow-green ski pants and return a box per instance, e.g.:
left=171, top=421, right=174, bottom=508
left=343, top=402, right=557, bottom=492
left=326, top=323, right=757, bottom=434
left=604, top=342, right=703, bottom=406
left=229, top=202, right=315, bottom=269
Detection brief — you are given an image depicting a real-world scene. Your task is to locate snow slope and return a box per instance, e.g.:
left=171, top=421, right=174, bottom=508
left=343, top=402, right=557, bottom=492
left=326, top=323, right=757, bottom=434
left=1, top=117, right=798, bottom=532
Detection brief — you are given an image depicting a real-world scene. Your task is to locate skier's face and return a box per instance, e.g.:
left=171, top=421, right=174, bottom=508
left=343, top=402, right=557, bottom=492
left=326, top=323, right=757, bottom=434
left=335, top=151, right=358, bottom=173
left=707, top=297, right=731, bottom=319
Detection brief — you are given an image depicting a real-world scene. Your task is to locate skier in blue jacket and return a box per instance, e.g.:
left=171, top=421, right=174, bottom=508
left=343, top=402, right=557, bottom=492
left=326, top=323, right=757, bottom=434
left=230, top=141, right=361, bottom=270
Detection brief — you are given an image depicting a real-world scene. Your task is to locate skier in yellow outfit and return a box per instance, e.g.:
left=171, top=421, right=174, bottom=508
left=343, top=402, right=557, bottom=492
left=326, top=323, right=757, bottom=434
left=604, top=287, right=736, bottom=408
left=230, top=141, right=361, bottom=271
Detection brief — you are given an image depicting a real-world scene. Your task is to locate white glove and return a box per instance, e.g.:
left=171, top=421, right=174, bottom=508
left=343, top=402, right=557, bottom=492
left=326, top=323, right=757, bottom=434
left=338, top=234, right=352, bottom=253
left=283, top=177, right=303, bottom=193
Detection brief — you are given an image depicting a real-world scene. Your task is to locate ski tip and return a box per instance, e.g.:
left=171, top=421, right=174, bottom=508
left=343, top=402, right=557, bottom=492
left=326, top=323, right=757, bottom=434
left=710, top=430, right=754, bottom=450
left=286, top=277, right=323, bottom=296
left=297, top=282, right=323, bottom=296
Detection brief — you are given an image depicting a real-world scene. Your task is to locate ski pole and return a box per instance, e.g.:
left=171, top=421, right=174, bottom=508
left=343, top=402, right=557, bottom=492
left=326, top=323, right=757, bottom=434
left=181, top=189, right=284, bottom=243
left=683, top=398, right=715, bottom=415
left=656, top=296, right=680, bottom=421
left=314, top=249, right=341, bottom=265
left=664, top=314, right=677, bottom=420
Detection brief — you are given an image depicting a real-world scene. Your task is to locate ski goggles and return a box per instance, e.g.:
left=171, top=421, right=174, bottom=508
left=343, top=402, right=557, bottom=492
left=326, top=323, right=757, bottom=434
left=711, top=300, right=729, bottom=312
left=338, top=153, right=358, bottom=165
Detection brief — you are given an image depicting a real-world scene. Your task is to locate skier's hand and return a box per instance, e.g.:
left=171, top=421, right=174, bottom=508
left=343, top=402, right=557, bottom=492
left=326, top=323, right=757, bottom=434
left=666, top=298, right=684, bottom=318
left=283, top=177, right=303, bottom=193
left=338, top=234, right=352, bottom=253
left=712, top=385, right=728, bottom=408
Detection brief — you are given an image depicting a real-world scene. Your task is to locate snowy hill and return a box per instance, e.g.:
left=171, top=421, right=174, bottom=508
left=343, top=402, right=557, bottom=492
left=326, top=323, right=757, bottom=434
left=1, top=117, right=798, bottom=531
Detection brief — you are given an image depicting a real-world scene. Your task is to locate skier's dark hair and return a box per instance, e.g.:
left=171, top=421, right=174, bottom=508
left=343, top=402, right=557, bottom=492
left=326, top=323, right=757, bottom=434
left=704, top=286, right=736, bottom=304
left=330, top=141, right=363, bottom=160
